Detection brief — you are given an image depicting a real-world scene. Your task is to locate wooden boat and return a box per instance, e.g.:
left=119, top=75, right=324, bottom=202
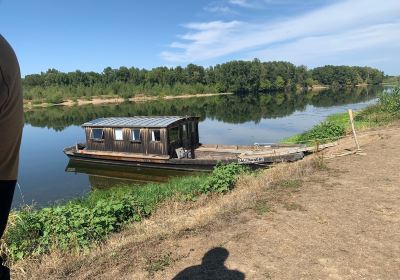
left=63, top=116, right=329, bottom=171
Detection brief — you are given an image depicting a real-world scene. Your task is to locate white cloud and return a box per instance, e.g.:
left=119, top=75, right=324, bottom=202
left=161, top=0, right=400, bottom=73
left=163, top=21, right=243, bottom=62
left=204, top=3, right=236, bottom=14
left=229, top=0, right=254, bottom=8
left=250, top=22, right=400, bottom=67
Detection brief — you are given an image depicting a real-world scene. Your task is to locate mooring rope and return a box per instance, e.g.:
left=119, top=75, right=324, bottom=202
left=16, top=181, right=25, bottom=205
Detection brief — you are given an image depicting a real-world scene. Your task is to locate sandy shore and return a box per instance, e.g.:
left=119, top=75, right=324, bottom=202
left=24, top=92, right=233, bottom=109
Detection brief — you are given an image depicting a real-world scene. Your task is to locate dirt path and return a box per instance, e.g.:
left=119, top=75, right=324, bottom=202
left=150, top=126, right=400, bottom=279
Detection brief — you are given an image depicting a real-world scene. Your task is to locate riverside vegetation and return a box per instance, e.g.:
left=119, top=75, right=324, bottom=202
left=2, top=164, right=247, bottom=261
left=2, top=87, right=399, bottom=266
left=23, top=60, right=384, bottom=104
left=284, top=87, right=400, bottom=145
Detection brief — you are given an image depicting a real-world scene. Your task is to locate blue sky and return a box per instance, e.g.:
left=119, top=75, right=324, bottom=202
left=1, top=0, right=399, bottom=76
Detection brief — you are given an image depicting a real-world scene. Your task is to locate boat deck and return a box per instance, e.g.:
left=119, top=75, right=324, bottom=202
left=194, top=144, right=309, bottom=160
left=64, top=142, right=336, bottom=170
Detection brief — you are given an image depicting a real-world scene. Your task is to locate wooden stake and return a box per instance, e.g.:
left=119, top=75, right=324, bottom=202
left=348, top=109, right=361, bottom=151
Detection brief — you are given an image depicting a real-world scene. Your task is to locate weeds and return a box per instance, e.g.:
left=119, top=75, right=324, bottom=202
left=145, top=253, right=174, bottom=274
left=379, top=87, right=400, bottom=115
left=312, top=153, right=328, bottom=170
left=253, top=201, right=270, bottom=215
left=284, top=203, right=306, bottom=211
left=278, top=179, right=303, bottom=189
left=2, top=164, right=246, bottom=262
left=200, top=163, right=248, bottom=194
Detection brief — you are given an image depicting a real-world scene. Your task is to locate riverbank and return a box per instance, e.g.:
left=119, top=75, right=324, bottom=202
left=5, top=88, right=399, bottom=279
left=23, top=83, right=379, bottom=109
left=9, top=120, right=400, bottom=279
left=283, top=88, right=400, bottom=145
left=2, top=164, right=246, bottom=262
left=23, top=92, right=233, bottom=108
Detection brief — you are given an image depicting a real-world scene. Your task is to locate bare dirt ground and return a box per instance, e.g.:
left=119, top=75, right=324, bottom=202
left=16, top=123, right=400, bottom=279
left=148, top=125, right=400, bottom=280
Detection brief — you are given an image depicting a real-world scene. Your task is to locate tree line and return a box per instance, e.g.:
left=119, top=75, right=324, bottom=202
left=22, top=59, right=384, bottom=103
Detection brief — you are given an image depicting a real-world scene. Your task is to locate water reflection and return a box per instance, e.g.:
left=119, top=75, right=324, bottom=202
left=24, top=86, right=380, bottom=130
left=66, top=160, right=196, bottom=189
left=16, top=86, right=383, bottom=207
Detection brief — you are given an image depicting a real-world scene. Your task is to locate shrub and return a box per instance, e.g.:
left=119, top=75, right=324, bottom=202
left=3, top=164, right=249, bottom=262
left=45, top=93, right=64, bottom=104
left=294, top=121, right=345, bottom=144
left=200, top=163, right=247, bottom=194
left=3, top=170, right=248, bottom=262
left=379, top=87, right=400, bottom=115
left=4, top=196, right=147, bottom=260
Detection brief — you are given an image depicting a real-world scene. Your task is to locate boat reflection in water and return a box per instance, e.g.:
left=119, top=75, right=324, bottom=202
left=65, top=160, right=196, bottom=190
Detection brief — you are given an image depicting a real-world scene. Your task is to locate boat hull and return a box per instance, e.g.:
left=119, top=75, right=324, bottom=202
left=64, top=145, right=305, bottom=172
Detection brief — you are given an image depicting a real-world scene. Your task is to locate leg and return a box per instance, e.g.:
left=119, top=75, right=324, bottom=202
left=0, top=180, right=16, bottom=280
left=0, top=181, right=16, bottom=238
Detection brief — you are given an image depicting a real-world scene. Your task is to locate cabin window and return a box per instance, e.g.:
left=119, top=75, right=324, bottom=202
left=151, top=130, right=161, bottom=142
left=114, top=129, right=123, bottom=141
left=169, top=127, right=179, bottom=143
left=131, top=129, right=141, bottom=142
left=182, top=124, right=189, bottom=139
left=91, top=128, right=104, bottom=140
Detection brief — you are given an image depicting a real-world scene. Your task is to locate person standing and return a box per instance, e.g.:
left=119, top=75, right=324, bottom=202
left=0, top=34, right=23, bottom=280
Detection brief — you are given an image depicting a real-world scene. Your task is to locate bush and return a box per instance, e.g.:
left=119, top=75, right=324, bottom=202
left=3, top=169, right=249, bottom=262
left=379, top=87, right=400, bottom=115
left=294, top=121, right=345, bottom=144
left=45, top=93, right=64, bottom=104
left=5, top=196, right=147, bottom=260
left=200, top=163, right=247, bottom=194
left=3, top=164, right=249, bottom=261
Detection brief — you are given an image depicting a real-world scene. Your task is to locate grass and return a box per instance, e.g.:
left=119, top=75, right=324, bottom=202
left=284, top=203, right=306, bottom=211
left=2, top=163, right=246, bottom=263
left=8, top=155, right=320, bottom=279
left=5, top=87, right=400, bottom=277
left=145, top=253, right=174, bottom=274
left=253, top=201, right=270, bottom=215
left=277, top=179, right=303, bottom=189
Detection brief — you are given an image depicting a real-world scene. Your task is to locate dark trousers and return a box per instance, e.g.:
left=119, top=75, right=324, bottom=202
left=0, top=180, right=15, bottom=280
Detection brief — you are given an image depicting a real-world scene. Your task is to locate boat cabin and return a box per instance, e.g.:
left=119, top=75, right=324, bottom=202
left=82, top=116, right=199, bottom=158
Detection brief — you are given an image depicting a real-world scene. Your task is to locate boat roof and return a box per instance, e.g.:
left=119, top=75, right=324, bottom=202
left=82, top=116, right=194, bottom=128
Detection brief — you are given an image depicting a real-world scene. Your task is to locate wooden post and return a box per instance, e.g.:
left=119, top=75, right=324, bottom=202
left=348, top=109, right=361, bottom=151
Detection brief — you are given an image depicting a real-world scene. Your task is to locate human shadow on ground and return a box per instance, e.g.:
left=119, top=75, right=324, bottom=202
left=172, top=247, right=245, bottom=280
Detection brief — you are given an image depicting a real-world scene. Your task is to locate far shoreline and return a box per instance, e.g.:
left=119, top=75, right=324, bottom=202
left=22, top=83, right=378, bottom=109
left=23, top=92, right=233, bottom=109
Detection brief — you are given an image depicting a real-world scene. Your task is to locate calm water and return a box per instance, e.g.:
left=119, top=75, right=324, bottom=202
left=15, top=87, right=382, bottom=207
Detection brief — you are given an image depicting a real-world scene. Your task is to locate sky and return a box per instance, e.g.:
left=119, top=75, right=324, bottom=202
left=1, top=0, right=399, bottom=76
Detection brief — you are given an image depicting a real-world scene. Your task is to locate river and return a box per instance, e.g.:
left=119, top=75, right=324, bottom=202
left=15, top=86, right=382, bottom=207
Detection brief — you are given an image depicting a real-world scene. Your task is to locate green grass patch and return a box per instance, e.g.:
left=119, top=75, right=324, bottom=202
left=3, top=163, right=246, bottom=262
